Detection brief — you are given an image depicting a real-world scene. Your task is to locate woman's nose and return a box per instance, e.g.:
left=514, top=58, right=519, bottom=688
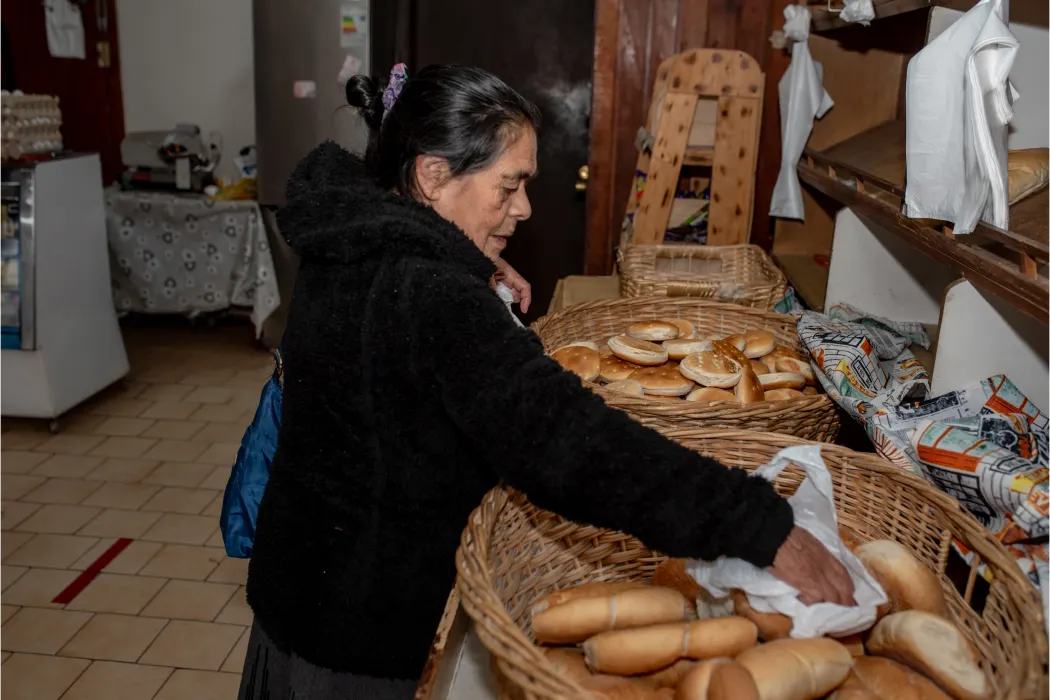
left=509, top=188, right=532, bottom=221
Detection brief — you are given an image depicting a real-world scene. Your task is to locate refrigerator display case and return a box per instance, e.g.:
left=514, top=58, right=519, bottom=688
left=2, top=169, right=34, bottom=350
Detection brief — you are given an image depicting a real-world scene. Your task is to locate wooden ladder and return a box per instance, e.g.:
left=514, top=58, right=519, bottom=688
left=627, top=48, right=765, bottom=247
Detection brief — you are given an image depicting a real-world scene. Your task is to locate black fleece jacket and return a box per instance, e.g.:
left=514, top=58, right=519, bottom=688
left=245, top=142, right=793, bottom=680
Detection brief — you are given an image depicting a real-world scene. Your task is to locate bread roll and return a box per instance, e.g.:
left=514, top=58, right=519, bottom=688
left=854, top=541, right=950, bottom=619
left=583, top=618, right=758, bottom=676
left=605, top=379, right=645, bottom=397
left=735, top=369, right=765, bottom=404
left=758, top=372, right=806, bottom=390
left=647, top=394, right=683, bottom=402
left=665, top=318, right=697, bottom=339
left=742, top=330, right=776, bottom=359
left=838, top=524, right=864, bottom=551
left=764, top=346, right=802, bottom=362
left=685, top=387, right=739, bottom=403
left=736, top=638, right=853, bottom=700
left=843, top=656, right=953, bottom=700
left=580, top=675, right=667, bottom=700
left=544, top=647, right=592, bottom=682
left=532, top=587, right=692, bottom=645
left=774, top=357, right=815, bottom=385
left=866, top=611, right=990, bottom=700
left=627, top=320, right=681, bottom=342
left=802, top=386, right=819, bottom=395
left=832, top=632, right=866, bottom=658
left=680, top=352, right=742, bottom=388
left=609, top=335, right=669, bottom=366
left=732, top=590, right=792, bottom=641
left=642, top=659, right=699, bottom=689
left=1007, top=148, right=1049, bottom=204
left=664, top=338, right=714, bottom=361
left=552, top=345, right=601, bottom=381
left=749, top=359, right=771, bottom=376
left=724, top=334, right=747, bottom=351
left=676, top=658, right=760, bottom=700
left=599, top=344, right=614, bottom=358
left=600, top=354, right=643, bottom=382
left=762, top=389, right=795, bottom=402
left=629, top=364, right=695, bottom=396
left=534, top=581, right=650, bottom=613
left=652, top=558, right=701, bottom=607
left=711, top=339, right=749, bottom=366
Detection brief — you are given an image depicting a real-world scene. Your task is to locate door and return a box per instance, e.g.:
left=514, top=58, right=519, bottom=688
left=3, top=0, right=126, bottom=184
left=399, top=0, right=596, bottom=323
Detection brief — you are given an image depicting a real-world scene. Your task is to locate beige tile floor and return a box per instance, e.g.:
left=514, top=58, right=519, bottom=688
left=2, top=324, right=273, bottom=700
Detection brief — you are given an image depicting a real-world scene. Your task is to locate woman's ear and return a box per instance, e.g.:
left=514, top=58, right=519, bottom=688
left=414, top=155, right=452, bottom=202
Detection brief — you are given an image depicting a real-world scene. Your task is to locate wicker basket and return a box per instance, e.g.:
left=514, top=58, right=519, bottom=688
left=617, top=244, right=787, bottom=309
left=456, top=429, right=1048, bottom=700
left=530, top=297, right=840, bottom=442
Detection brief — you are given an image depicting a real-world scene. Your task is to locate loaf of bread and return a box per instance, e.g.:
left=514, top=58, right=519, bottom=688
left=651, top=558, right=701, bottom=609
left=675, top=658, right=760, bottom=700
left=842, top=656, right=953, bottom=700
left=736, top=637, right=853, bottom=700
left=853, top=540, right=950, bottom=619
left=866, top=611, right=990, bottom=700
left=583, top=618, right=758, bottom=676
left=543, top=647, right=592, bottom=682
left=731, top=590, right=792, bottom=641
left=1007, top=148, right=1049, bottom=204
left=534, top=581, right=650, bottom=613
left=532, top=587, right=692, bottom=645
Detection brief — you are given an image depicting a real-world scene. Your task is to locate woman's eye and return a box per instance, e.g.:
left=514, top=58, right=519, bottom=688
left=502, top=187, right=517, bottom=199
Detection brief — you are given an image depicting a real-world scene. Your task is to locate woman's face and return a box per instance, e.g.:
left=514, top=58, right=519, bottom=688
left=418, top=126, right=537, bottom=261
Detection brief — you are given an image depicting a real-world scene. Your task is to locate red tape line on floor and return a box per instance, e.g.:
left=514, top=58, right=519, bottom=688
left=52, top=537, right=134, bottom=605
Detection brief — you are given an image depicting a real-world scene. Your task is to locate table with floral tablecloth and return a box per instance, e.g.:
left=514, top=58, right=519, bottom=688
left=104, top=189, right=280, bottom=337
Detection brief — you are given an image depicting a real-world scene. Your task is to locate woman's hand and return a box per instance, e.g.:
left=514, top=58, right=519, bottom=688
left=492, top=257, right=532, bottom=314
left=768, top=526, right=856, bottom=606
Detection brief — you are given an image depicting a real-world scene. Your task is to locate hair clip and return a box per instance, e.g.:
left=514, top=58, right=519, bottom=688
left=382, top=63, right=408, bottom=121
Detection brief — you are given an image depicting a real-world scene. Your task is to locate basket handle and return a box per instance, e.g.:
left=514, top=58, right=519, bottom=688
left=666, top=281, right=746, bottom=300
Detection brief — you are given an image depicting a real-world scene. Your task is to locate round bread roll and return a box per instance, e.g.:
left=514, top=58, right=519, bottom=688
left=627, top=320, right=681, bottom=342
left=843, top=656, right=954, bottom=700
left=802, top=386, right=819, bottom=395
left=758, top=372, right=806, bottom=391
left=680, top=352, right=742, bottom=388
left=583, top=618, right=758, bottom=676
left=534, top=581, right=650, bottom=614
left=676, top=658, right=760, bottom=700
left=609, top=335, right=669, bottom=366
left=748, top=359, right=771, bottom=376
left=600, top=354, right=643, bottom=382
left=765, top=345, right=802, bottom=362
left=736, top=637, right=853, bottom=700
left=648, top=394, right=684, bottom=402
left=664, top=338, right=714, bottom=361
left=762, top=389, right=795, bottom=402
left=731, top=590, right=792, bottom=641
left=866, top=611, right=990, bottom=700
left=742, top=330, right=776, bottom=359
left=723, top=334, right=747, bottom=351
left=629, top=364, right=695, bottom=396
left=605, top=379, right=646, bottom=397
left=532, top=587, right=692, bottom=645
left=734, top=370, right=765, bottom=404
left=685, top=387, right=738, bottom=403
left=775, top=356, right=816, bottom=385
left=711, top=339, right=749, bottom=367
left=854, top=540, right=950, bottom=619
left=557, top=340, right=600, bottom=351
left=552, top=345, right=601, bottom=382
left=599, top=344, right=614, bottom=358
left=665, top=318, right=697, bottom=339
left=652, top=558, right=701, bottom=608
left=543, top=647, right=592, bottom=682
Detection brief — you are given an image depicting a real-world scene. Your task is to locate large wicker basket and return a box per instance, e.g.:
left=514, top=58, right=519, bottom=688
left=530, top=297, right=840, bottom=442
left=617, top=244, right=787, bottom=309
left=456, top=429, right=1048, bottom=700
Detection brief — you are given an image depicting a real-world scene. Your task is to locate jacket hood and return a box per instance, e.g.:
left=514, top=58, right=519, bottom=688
left=277, top=141, right=495, bottom=282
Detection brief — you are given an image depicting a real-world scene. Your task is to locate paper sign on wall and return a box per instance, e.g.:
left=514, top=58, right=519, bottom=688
left=293, top=81, right=317, bottom=99
left=340, top=4, right=369, bottom=48
left=338, top=55, right=363, bottom=85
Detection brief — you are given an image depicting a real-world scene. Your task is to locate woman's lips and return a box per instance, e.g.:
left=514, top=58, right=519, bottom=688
left=490, top=236, right=509, bottom=250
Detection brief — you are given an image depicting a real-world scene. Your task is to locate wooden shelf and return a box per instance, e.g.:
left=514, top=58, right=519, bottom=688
left=808, top=0, right=940, bottom=32
left=683, top=147, right=714, bottom=167
left=797, top=123, right=1050, bottom=324
left=774, top=252, right=829, bottom=311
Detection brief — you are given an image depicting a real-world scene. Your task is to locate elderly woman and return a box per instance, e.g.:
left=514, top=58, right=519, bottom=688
left=240, top=64, right=853, bottom=700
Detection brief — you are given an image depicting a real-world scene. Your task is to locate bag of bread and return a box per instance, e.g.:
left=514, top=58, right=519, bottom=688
left=687, top=445, right=888, bottom=638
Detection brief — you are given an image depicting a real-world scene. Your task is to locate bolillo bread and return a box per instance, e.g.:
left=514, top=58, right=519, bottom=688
left=842, top=656, right=953, bottom=700
left=580, top=675, right=672, bottom=700
left=853, top=540, right=950, bottom=619
left=532, top=587, right=692, bottom=645
left=583, top=618, right=758, bottom=676
left=675, top=658, right=760, bottom=700
left=534, top=581, right=650, bottom=614
left=543, top=647, right=592, bottom=682
left=866, top=611, right=991, bottom=700
left=736, top=637, right=853, bottom=700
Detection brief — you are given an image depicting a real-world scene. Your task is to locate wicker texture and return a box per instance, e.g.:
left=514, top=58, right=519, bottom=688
left=618, top=244, right=787, bottom=309
left=531, top=297, right=840, bottom=442
left=456, top=429, right=1048, bottom=700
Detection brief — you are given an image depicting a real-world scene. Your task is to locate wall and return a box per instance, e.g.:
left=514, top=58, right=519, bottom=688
left=116, top=0, right=255, bottom=182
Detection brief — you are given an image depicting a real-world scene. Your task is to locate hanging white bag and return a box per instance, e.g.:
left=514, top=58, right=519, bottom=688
left=769, top=6, right=834, bottom=220
left=904, top=0, right=1019, bottom=234
left=687, top=445, right=887, bottom=638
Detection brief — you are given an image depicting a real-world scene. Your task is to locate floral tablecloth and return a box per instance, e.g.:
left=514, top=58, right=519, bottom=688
left=104, top=189, right=280, bottom=337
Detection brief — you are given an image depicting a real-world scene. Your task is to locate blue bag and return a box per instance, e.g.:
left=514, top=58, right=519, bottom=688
left=220, top=349, right=283, bottom=558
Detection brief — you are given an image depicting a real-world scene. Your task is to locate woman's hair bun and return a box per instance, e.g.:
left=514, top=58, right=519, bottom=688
left=345, top=74, right=385, bottom=132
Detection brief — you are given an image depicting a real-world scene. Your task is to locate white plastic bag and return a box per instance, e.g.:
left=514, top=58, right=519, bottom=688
left=840, top=0, right=875, bottom=25
left=905, top=0, right=1018, bottom=234
left=687, top=445, right=887, bottom=638
left=769, top=6, right=834, bottom=220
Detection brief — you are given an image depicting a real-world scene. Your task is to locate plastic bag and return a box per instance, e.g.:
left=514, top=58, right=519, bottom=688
left=769, top=6, right=834, bottom=220
left=687, top=445, right=887, bottom=638
left=905, top=0, right=1018, bottom=234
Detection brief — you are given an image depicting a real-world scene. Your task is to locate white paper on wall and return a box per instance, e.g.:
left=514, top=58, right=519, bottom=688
left=905, top=0, right=1019, bottom=234
left=44, top=0, right=86, bottom=60
left=769, top=6, right=834, bottom=220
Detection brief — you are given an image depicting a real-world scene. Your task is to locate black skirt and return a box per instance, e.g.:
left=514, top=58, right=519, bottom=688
left=238, top=620, right=417, bottom=700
